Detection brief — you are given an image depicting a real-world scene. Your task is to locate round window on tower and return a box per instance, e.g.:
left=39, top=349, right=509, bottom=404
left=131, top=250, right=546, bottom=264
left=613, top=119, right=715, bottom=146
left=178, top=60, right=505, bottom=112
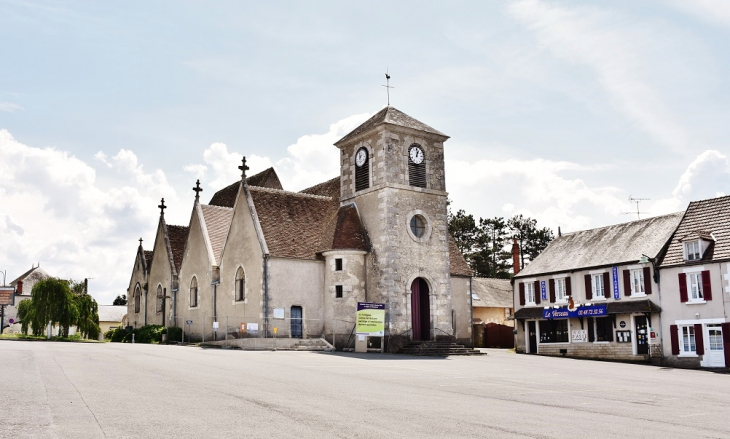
left=410, top=215, right=426, bottom=238
left=406, top=210, right=432, bottom=243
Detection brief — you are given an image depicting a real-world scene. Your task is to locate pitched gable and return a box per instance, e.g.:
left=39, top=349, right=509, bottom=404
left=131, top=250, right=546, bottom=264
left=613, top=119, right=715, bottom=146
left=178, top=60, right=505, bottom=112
left=209, top=168, right=283, bottom=208
left=200, top=204, right=234, bottom=264
left=660, top=195, right=730, bottom=267
left=516, top=212, right=683, bottom=278
left=166, top=225, right=189, bottom=273
left=336, top=106, right=448, bottom=146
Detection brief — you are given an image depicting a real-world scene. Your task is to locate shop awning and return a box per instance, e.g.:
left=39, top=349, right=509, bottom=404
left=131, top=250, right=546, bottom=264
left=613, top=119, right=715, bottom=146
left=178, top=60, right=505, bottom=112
left=514, top=299, right=661, bottom=320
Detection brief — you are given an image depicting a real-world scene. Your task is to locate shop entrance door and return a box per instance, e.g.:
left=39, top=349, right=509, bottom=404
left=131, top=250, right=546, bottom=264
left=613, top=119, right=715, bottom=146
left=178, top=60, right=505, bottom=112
left=635, top=316, right=649, bottom=355
left=528, top=321, right=537, bottom=354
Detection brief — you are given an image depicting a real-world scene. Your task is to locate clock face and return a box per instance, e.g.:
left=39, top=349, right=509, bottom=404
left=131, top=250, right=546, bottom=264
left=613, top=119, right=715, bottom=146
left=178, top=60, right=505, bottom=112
left=355, top=148, right=367, bottom=167
left=409, top=145, right=424, bottom=164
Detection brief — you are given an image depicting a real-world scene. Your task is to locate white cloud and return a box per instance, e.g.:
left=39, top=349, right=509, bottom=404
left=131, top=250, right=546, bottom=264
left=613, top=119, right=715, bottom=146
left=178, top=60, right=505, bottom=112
left=0, top=129, right=177, bottom=305
left=669, top=0, right=730, bottom=27
left=0, top=102, right=23, bottom=113
left=275, top=112, right=372, bottom=191
left=651, top=149, right=730, bottom=214
left=507, top=0, right=693, bottom=152
left=446, top=157, right=626, bottom=232
left=186, top=112, right=372, bottom=193
left=185, top=143, right=273, bottom=191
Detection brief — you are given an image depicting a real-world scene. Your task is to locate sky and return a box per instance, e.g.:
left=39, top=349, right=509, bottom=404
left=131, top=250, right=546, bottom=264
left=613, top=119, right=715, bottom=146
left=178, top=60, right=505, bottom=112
left=1, top=0, right=730, bottom=305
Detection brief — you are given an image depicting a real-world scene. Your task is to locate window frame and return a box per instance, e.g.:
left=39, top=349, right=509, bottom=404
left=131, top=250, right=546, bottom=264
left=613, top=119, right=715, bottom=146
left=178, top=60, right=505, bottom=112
left=335, top=285, right=343, bottom=298
left=134, top=284, right=141, bottom=314
left=190, top=276, right=198, bottom=308
left=538, top=319, right=569, bottom=344
left=680, top=325, right=697, bottom=356
left=235, top=267, right=245, bottom=302
left=687, top=272, right=704, bottom=302
left=592, top=274, right=606, bottom=300
left=630, top=269, right=645, bottom=296
left=156, top=284, right=163, bottom=314
left=684, top=240, right=701, bottom=261
left=525, top=282, right=536, bottom=305
left=594, top=317, right=614, bottom=342
left=335, top=258, right=343, bottom=271
left=555, top=277, right=567, bottom=303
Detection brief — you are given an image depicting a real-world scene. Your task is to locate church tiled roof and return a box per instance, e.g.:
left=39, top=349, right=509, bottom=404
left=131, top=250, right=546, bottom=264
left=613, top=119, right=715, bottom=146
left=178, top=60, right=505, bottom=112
left=300, top=176, right=340, bottom=199
left=166, top=225, right=189, bottom=273
left=660, top=195, right=730, bottom=267
left=321, top=204, right=371, bottom=252
left=249, top=186, right=338, bottom=259
left=449, top=236, right=473, bottom=276
left=209, top=168, right=283, bottom=208
left=201, top=204, right=234, bottom=264
left=336, top=106, right=448, bottom=146
left=143, top=251, right=153, bottom=273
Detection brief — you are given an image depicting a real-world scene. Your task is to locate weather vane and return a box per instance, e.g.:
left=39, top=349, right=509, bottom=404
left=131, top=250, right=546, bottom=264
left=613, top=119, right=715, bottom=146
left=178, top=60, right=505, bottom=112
left=382, top=69, right=393, bottom=106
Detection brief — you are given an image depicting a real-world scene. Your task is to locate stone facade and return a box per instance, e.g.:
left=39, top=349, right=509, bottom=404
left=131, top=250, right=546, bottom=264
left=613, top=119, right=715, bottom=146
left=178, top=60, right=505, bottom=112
left=128, top=107, right=474, bottom=350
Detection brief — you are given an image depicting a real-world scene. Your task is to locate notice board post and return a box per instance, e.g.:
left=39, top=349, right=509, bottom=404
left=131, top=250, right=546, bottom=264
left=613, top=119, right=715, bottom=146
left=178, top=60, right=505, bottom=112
left=355, top=302, right=385, bottom=353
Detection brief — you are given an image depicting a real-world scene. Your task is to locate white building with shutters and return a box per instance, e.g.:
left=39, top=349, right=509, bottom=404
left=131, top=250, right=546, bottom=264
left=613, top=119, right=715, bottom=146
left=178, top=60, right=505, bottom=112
left=512, top=213, right=682, bottom=362
left=657, top=195, right=730, bottom=369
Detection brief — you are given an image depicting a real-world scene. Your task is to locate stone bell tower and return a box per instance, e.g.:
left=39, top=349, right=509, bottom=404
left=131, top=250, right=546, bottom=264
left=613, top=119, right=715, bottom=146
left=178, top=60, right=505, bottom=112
left=334, top=106, right=452, bottom=348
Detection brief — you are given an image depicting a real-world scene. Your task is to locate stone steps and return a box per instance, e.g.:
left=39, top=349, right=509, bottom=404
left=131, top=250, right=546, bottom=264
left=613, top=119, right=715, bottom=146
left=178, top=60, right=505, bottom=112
left=402, top=341, right=485, bottom=357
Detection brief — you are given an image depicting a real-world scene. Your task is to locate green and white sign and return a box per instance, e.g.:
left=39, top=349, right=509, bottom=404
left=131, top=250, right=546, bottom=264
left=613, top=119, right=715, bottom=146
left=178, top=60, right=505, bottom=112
left=356, top=302, right=385, bottom=336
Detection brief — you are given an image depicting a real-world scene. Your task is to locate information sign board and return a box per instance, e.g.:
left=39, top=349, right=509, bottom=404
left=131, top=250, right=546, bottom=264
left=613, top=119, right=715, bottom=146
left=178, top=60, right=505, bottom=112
left=540, top=281, right=547, bottom=301
left=542, top=304, right=607, bottom=319
left=356, top=302, right=385, bottom=336
left=612, top=266, right=620, bottom=300
left=572, top=330, right=587, bottom=342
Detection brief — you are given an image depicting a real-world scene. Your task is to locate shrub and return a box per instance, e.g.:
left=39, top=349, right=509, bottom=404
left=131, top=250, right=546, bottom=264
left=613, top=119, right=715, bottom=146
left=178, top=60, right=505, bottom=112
left=166, top=326, right=182, bottom=343
left=124, top=324, right=165, bottom=344
left=105, top=326, right=128, bottom=342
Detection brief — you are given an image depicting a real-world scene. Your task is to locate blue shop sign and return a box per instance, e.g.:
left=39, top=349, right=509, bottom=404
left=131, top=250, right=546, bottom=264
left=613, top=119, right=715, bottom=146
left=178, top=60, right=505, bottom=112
left=542, top=304, right=608, bottom=319
left=540, top=281, right=547, bottom=300
left=612, top=266, right=620, bottom=300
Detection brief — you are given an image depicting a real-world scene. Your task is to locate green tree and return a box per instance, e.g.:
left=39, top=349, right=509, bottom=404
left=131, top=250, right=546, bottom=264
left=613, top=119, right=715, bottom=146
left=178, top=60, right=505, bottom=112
left=17, top=278, right=100, bottom=339
left=508, top=214, right=554, bottom=271
left=75, top=294, right=101, bottom=339
left=113, top=295, right=127, bottom=306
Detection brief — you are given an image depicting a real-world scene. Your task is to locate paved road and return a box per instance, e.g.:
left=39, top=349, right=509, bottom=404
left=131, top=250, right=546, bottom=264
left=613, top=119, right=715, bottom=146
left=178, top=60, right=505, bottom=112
left=0, top=341, right=728, bottom=438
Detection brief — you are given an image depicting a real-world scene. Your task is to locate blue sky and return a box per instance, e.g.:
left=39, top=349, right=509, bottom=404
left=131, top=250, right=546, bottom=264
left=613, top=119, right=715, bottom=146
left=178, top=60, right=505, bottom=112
left=1, top=0, right=729, bottom=304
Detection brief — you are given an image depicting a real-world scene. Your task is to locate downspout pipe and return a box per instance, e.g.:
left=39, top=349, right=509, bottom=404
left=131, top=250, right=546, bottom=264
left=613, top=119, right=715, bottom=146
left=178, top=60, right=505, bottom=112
left=469, top=276, right=474, bottom=347
left=144, top=289, right=148, bottom=326
left=263, top=254, right=269, bottom=337
left=213, top=283, right=217, bottom=341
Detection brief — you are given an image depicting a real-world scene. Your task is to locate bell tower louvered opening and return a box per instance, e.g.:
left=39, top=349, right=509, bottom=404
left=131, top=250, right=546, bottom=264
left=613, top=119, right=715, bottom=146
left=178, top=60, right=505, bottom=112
left=408, top=143, right=426, bottom=188
left=355, top=147, right=370, bottom=192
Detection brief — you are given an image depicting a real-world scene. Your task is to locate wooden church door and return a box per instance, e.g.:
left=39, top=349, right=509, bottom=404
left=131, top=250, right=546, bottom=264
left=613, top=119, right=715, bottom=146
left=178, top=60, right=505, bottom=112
left=291, top=306, right=303, bottom=338
left=411, top=278, right=430, bottom=341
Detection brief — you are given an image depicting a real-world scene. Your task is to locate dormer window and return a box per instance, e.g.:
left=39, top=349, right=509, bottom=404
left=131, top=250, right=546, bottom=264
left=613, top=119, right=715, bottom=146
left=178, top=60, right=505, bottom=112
left=684, top=241, right=701, bottom=261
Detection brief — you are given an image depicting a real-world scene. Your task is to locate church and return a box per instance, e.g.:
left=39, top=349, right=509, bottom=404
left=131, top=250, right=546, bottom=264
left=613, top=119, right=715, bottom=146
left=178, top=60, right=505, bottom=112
left=126, top=106, right=474, bottom=351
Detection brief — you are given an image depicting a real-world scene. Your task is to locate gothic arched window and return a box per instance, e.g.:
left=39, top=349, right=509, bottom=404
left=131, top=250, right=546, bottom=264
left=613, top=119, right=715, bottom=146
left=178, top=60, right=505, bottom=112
left=134, top=284, right=141, bottom=313
left=190, top=276, right=198, bottom=308
left=408, top=143, right=426, bottom=188
left=355, top=147, right=370, bottom=192
left=235, top=267, right=245, bottom=302
left=156, top=285, right=163, bottom=313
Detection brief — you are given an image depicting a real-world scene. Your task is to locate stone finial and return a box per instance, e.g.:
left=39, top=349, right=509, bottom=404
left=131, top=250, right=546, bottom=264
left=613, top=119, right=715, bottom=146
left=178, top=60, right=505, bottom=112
left=238, top=156, right=249, bottom=180
left=193, top=179, right=203, bottom=201
left=158, top=198, right=167, bottom=216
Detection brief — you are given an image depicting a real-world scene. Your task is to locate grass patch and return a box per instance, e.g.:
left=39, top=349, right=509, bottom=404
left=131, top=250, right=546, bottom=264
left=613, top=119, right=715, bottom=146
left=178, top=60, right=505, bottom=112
left=0, top=333, right=104, bottom=343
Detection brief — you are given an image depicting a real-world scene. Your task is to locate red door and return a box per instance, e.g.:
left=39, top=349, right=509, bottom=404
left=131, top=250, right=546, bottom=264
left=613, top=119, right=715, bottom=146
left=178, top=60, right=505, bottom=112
left=411, top=278, right=430, bottom=341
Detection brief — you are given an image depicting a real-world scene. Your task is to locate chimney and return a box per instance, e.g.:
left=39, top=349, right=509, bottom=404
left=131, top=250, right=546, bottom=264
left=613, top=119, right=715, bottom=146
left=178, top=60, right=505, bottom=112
left=16, top=280, right=23, bottom=295
left=512, top=238, right=521, bottom=275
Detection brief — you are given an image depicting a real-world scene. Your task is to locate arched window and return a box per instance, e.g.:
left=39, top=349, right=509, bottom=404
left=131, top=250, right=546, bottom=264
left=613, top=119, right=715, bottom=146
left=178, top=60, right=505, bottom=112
left=190, top=276, right=198, bottom=308
left=235, top=267, right=245, bottom=302
left=134, top=284, right=141, bottom=313
left=355, top=147, right=370, bottom=192
left=156, top=285, right=163, bottom=313
left=408, top=143, right=426, bottom=188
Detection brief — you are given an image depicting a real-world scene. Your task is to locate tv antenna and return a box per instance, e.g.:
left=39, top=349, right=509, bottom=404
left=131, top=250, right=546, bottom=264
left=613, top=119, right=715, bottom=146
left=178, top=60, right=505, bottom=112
left=623, top=195, right=650, bottom=220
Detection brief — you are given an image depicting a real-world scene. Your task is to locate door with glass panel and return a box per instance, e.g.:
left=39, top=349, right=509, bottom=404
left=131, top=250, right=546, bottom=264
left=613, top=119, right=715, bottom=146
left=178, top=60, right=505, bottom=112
left=706, top=325, right=725, bottom=367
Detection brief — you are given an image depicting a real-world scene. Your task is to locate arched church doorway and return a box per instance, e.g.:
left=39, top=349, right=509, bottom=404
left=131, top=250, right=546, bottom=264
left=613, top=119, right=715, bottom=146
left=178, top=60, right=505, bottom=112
left=411, top=278, right=430, bottom=341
